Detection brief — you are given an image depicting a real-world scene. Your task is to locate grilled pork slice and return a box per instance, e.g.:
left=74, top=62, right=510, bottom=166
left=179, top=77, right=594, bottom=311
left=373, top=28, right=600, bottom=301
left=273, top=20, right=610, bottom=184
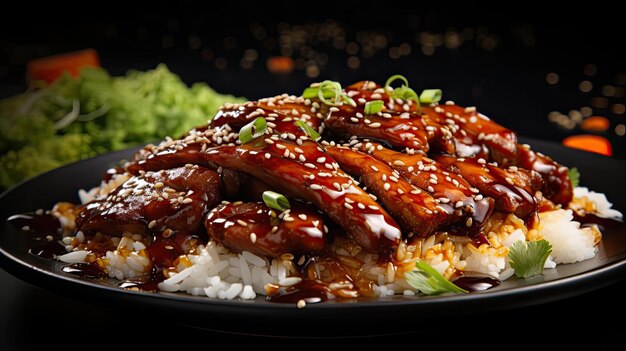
left=76, top=166, right=221, bottom=237
left=202, top=139, right=402, bottom=253
left=326, top=146, right=445, bottom=237
left=348, top=141, right=493, bottom=230
left=513, top=145, right=573, bottom=205
left=435, top=155, right=542, bottom=218
left=205, top=202, right=327, bottom=257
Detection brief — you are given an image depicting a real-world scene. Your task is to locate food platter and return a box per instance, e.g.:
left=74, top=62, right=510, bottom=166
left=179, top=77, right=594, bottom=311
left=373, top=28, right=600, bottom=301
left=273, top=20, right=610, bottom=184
left=1, top=137, right=625, bottom=336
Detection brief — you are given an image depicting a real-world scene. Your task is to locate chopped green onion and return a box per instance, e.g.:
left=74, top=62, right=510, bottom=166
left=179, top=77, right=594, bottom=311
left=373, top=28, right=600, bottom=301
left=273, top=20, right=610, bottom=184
left=302, top=87, right=337, bottom=99
left=318, top=80, right=342, bottom=106
left=238, top=117, right=267, bottom=144
left=385, top=74, right=410, bottom=91
left=419, top=89, right=443, bottom=104
left=405, top=260, right=468, bottom=295
left=295, top=120, right=321, bottom=141
left=262, top=191, right=291, bottom=211
left=364, top=100, right=383, bottom=114
left=302, top=80, right=355, bottom=107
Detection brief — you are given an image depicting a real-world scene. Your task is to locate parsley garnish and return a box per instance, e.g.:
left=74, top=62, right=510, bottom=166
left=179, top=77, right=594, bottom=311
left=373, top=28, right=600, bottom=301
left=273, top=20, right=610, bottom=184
left=508, top=240, right=553, bottom=279
left=568, top=167, right=580, bottom=187
left=405, top=260, right=467, bottom=295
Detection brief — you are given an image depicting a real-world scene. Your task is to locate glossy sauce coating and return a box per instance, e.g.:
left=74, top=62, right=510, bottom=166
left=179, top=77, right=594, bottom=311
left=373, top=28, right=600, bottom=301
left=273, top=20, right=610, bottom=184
left=205, top=202, right=327, bottom=257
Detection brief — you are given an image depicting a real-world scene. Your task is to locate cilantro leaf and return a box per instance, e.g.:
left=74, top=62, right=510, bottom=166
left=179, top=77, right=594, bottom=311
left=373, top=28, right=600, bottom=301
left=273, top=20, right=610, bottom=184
left=568, top=167, right=580, bottom=188
left=405, top=260, right=467, bottom=295
left=508, top=240, right=553, bottom=279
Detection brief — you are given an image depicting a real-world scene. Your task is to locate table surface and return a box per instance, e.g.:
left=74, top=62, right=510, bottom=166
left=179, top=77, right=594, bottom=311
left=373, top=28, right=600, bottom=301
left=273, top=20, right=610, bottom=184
left=1, top=266, right=623, bottom=349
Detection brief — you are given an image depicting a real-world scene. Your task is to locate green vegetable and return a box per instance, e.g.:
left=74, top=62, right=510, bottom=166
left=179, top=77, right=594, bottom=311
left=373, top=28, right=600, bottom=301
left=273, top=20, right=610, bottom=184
left=302, top=81, right=356, bottom=107
left=262, top=191, right=291, bottom=211
left=569, top=167, right=580, bottom=187
left=0, top=64, right=244, bottom=190
left=384, top=74, right=421, bottom=113
left=508, top=239, right=553, bottom=279
left=405, top=260, right=468, bottom=295
left=239, top=117, right=267, bottom=143
left=364, top=100, right=383, bottom=114
left=295, top=120, right=321, bottom=141
left=419, top=89, right=443, bottom=104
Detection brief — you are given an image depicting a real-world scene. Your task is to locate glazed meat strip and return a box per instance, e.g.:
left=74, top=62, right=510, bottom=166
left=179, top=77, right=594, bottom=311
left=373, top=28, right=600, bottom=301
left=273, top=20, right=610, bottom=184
left=347, top=140, right=494, bottom=229
left=325, top=145, right=446, bottom=237
left=331, top=81, right=455, bottom=154
left=205, top=202, right=327, bottom=257
left=434, top=155, right=542, bottom=218
left=513, top=144, right=573, bottom=205
left=202, top=138, right=401, bottom=253
left=76, top=166, right=221, bottom=238
left=324, top=107, right=455, bottom=154
left=420, top=104, right=573, bottom=205
left=421, top=104, right=518, bottom=162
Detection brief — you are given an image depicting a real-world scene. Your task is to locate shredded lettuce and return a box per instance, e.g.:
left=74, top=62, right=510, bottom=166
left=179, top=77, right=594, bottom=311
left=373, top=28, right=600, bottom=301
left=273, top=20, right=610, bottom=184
left=0, top=64, right=244, bottom=189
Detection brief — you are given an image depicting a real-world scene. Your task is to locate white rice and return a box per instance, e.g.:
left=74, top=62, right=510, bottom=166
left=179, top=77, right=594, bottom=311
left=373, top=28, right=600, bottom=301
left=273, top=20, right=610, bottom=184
left=157, top=241, right=296, bottom=300
left=538, top=209, right=599, bottom=264
left=573, top=187, right=623, bottom=219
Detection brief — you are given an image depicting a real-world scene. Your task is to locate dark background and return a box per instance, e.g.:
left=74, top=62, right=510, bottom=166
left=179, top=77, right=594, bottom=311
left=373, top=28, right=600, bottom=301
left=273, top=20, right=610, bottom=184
left=1, top=4, right=625, bottom=155
left=1, top=4, right=625, bottom=349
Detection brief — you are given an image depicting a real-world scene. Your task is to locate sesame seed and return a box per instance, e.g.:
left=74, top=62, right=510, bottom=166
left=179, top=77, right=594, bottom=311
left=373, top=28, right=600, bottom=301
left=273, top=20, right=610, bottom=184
left=299, top=155, right=306, bottom=162
left=182, top=198, right=193, bottom=204
left=407, top=166, right=414, bottom=172
left=466, top=218, right=473, bottom=227
left=298, top=214, right=308, bottom=221
left=505, top=177, right=515, bottom=185
left=477, top=158, right=486, bottom=164
left=427, top=186, right=435, bottom=192
left=397, top=189, right=405, bottom=194
left=264, top=138, right=274, bottom=144
left=310, top=184, right=323, bottom=190
left=345, top=198, right=354, bottom=203
left=265, top=153, right=271, bottom=159
left=317, top=157, right=326, bottom=163
left=344, top=203, right=354, bottom=209
left=455, top=201, right=464, bottom=208
left=237, top=220, right=248, bottom=227
left=154, top=182, right=164, bottom=189
left=384, top=183, right=391, bottom=191
left=389, top=176, right=399, bottom=183
left=371, top=165, right=379, bottom=172
left=304, top=163, right=316, bottom=169
left=475, top=194, right=484, bottom=200
left=368, top=205, right=379, bottom=210
left=333, top=182, right=342, bottom=191
left=393, top=160, right=405, bottom=166
left=410, top=189, right=421, bottom=194
left=297, top=299, right=306, bottom=309
left=350, top=117, right=359, bottom=123
left=250, top=233, right=257, bottom=243
left=294, top=147, right=304, bottom=153
left=357, top=203, right=366, bottom=209
left=369, top=122, right=381, bottom=128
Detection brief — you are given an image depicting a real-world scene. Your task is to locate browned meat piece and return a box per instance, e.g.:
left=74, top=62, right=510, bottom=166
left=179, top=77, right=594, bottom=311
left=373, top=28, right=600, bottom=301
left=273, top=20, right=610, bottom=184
left=421, top=105, right=518, bottom=162
left=435, top=155, right=542, bottom=218
left=76, top=166, right=221, bottom=237
left=205, top=202, right=327, bottom=257
left=127, top=137, right=401, bottom=253
left=324, top=108, right=455, bottom=154
left=348, top=141, right=494, bottom=229
left=202, top=139, right=401, bottom=253
left=325, top=146, right=445, bottom=237
left=513, top=145, right=573, bottom=205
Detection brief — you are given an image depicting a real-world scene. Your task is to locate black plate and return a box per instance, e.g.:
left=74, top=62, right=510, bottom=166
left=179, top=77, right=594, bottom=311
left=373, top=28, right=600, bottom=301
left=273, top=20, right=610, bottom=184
left=1, top=137, right=626, bottom=336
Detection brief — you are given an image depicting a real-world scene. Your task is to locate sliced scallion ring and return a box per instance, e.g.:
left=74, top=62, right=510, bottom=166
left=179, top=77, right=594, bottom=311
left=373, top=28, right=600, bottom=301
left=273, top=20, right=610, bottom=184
left=318, top=80, right=342, bottom=106
left=262, top=191, right=291, bottom=211
left=364, top=100, right=383, bottom=114
left=385, top=74, right=410, bottom=91
left=295, top=120, right=321, bottom=141
left=238, top=117, right=267, bottom=144
left=419, top=89, right=442, bottom=104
